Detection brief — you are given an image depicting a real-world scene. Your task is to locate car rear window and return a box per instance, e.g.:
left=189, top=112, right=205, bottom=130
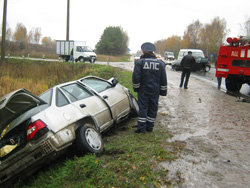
left=39, top=89, right=52, bottom=106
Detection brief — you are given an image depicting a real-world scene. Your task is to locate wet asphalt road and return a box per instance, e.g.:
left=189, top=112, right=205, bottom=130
left=97, top=61, right=250, bottom=188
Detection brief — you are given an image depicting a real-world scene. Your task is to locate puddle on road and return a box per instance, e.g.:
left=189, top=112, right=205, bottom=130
left=156, top=70, right=250, bottom=188
left=167, top=128, right=210, bottom=142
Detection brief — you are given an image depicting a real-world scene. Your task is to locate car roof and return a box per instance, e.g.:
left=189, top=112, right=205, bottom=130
left=49, top=76, right=107, bottom=89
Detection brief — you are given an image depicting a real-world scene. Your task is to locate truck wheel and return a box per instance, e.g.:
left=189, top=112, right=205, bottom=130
left=64, top=56, right=70, bottom=62
left=226, top=78, right=242, bottom=92
left=90, top=58, right=95, bottom=63
left=75, top=124, right=104, bottom=156
left=205, top=66, right=210, bottom=72
left=79, top=57, right=85, bottom=63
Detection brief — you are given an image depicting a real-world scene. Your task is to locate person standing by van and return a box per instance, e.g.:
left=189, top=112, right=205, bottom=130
left=179, top=51, right=196, bottom=89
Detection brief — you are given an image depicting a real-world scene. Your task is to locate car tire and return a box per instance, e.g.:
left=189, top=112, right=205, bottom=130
left=225, top=78, right=242, bottom=92
left=205, top=65, right=210, bottom=72
left=75, top=124, right=104, bottom=156
left=129, top=94, right=139, bottom=117
left=90, top=58, right=95, bottom=63
left=63, top=56, right=70, bottom=62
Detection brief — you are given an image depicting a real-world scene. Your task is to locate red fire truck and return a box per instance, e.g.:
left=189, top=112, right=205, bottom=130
left=216, top=36, right=250, bottom=92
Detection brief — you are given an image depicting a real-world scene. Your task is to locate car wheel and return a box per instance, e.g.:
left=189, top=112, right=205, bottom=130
left=129, top=94, right=139, bottom=117
left=205, top=65, right=210, bottom=72
left=75, top=124, right=104, bottom=155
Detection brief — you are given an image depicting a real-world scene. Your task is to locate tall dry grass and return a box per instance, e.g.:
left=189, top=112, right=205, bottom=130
left=0, top=59, right=117, bottom=97
left=96, top=54, right=131, bottom=62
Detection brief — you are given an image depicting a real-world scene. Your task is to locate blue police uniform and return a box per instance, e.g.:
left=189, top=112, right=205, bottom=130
left=132, top=43, right=167, bottom=133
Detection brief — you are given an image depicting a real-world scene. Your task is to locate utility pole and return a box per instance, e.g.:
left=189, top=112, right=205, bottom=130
left=66, top=0, right=70, bottom=41
left=1, top=0, right=7, bottom=63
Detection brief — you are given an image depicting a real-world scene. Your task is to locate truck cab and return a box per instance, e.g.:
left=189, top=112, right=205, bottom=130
left=74, top=45, right=97, bottom=63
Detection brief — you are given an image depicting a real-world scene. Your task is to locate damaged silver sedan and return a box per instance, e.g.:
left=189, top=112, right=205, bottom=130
left=0, top=76, right=138, bottom=186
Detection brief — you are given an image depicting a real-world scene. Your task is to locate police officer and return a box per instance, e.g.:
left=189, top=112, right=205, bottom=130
left=132, top=42, right=167, bottom=133
left=179, top=51, right=196, bottom=89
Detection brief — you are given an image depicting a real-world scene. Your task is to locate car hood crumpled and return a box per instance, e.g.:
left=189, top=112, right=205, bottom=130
left=0, top=89, right=46, bottom=136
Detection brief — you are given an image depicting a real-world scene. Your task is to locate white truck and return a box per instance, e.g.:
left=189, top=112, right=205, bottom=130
left=56, top=40, right=97, bottom=63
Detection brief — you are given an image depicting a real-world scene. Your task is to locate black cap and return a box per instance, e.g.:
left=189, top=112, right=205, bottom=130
left=141, top=42, right=156, bottom=52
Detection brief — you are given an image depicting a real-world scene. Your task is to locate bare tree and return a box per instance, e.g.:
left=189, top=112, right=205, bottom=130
left=165, top=35, right=183, bottom=58
left=154, top=35, right=185, bottom=58
left=13, top=23, right=27, bottom=42
left=154, top=39, right=166, bottom=56
left=34, top=27, right=42, bottom=44
left=6, top=26, right=12, bottom=41
left=240, top=16, right=250, bottom=36
left=42, top=36, right=53, bottom=47
left=13, top=23, right=28, bottom=49
left=183, top=20, right=203, bottom=49
left=28, top=29, right=34, bottom=43
left=199, top=17, right=228, bottom=60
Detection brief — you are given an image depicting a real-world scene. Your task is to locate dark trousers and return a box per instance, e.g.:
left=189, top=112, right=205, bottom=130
left=180, top=68, right=191, bottom=88
left=217, top=77, right=222, bottom=88
left=137, top=91, right=159, bottom=132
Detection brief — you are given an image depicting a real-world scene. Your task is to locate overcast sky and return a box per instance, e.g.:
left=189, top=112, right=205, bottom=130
left=0, top=0, right=249, bottom=53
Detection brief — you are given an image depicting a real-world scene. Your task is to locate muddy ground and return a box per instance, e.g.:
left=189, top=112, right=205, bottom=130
left=98, top=61, right=250, bottom=188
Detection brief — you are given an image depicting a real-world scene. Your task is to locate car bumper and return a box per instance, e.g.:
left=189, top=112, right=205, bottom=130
left=0, top=128, right=75, bottom=185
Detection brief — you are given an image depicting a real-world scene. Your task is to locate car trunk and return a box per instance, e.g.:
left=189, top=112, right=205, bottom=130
left=0, top=89, right=46, bottom=159
left=0, top=119, right=29, bottom=159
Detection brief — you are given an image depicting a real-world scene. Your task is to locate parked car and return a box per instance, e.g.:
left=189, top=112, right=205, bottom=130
left=164, top=51, right=175, bottom=61
left=172, top=49, right=211, bottom=72
left=171, top=59, right=182, bottom=71
left=0, top=76, right=138, bottom=187
left=172, top=57, right=211, bottom=72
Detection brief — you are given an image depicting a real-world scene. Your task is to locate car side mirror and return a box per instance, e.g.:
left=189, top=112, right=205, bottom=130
left=111, top=78, right=118, bottom=87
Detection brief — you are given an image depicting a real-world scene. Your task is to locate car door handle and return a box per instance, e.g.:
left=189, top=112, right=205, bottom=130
left=80, top=104, right=86, bottom=108
left=103, top=95, right=108, bottom=99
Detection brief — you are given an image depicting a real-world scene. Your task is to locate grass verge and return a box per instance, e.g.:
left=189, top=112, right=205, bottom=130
left=0, top=59, right=184, bottom=187
left=0, top=59, right=132, bottom=96
left=14, top=119, right=179, bottom=188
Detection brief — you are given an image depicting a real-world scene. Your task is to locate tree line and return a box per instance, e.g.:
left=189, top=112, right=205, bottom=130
left=3, top=22, right=55, bottom=48
left=1, top=16, right=250, bottom=59
left=154, top=16, right=250, bottom=62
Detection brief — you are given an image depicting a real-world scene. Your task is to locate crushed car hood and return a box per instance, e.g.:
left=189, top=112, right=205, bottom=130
left=0, top=89, right=46, bottom=135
